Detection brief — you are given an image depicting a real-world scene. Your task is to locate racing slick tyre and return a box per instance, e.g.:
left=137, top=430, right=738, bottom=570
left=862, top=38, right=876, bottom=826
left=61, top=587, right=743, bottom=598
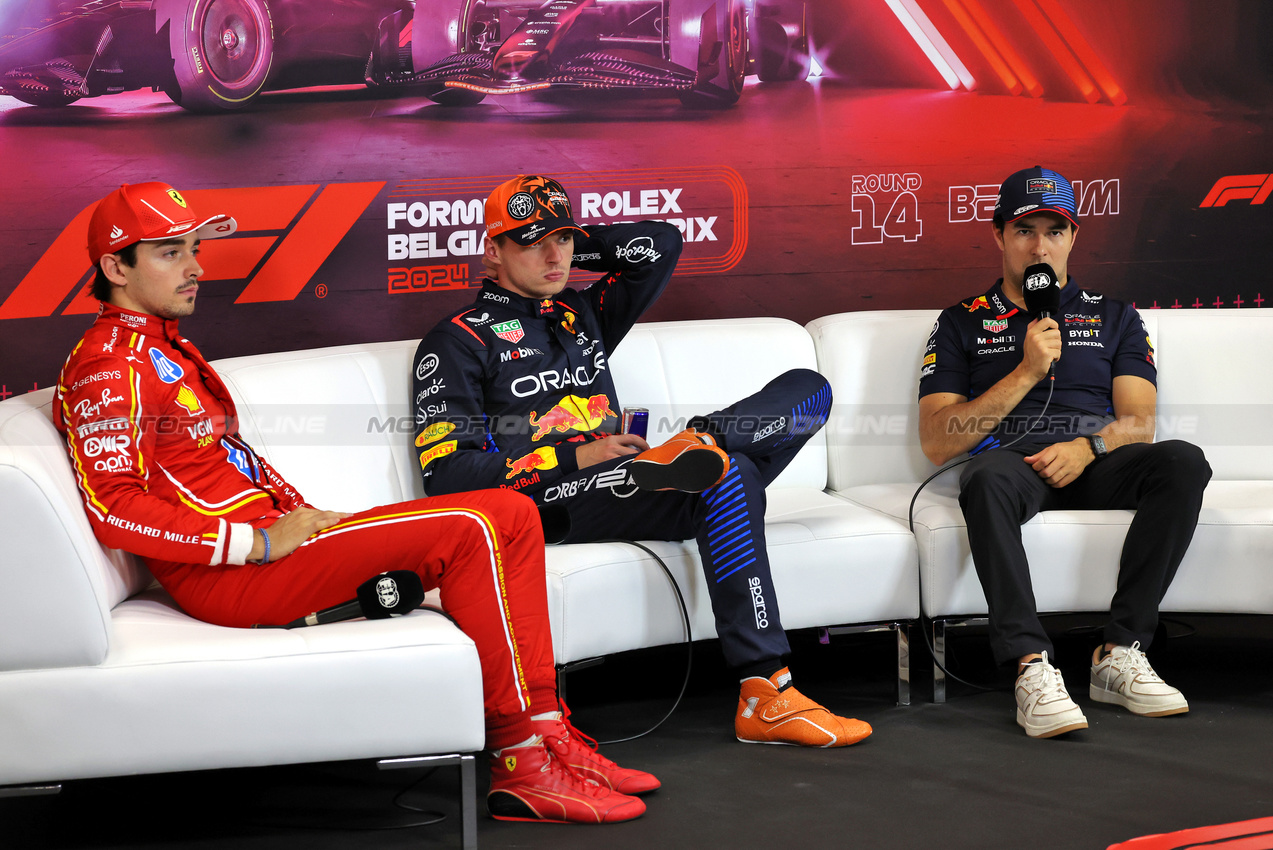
left=752, top=1, right=810, bottom=82
left=411, top=0, right=487, bottom=106
left=679, top=0, right=747, bottom=107
left=156, top=0, right=274, bottom=112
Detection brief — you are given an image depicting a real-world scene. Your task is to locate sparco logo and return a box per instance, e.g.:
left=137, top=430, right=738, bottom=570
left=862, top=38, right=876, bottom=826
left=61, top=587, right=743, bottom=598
left=1025, top=273, right=1051, bottom=291
left=752, top=416, right=786, bottom=443
left=415, top=353, right=439, bottom=381
left=615, top=237, right=661, bottom=264
left=749, top=576, right=769, bottom=629
left=376, top=576, right=400, bottom=608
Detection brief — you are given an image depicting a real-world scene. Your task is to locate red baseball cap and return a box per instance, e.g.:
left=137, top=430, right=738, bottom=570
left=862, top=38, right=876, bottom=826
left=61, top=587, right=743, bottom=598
left=87, top=182, right=238, bottom=264
left=485, top=175, right=586, bottom=246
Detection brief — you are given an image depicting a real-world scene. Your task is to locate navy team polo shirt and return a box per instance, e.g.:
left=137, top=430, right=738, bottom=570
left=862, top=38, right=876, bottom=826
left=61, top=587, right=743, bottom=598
left=919, top=279, right=1156, bottom=453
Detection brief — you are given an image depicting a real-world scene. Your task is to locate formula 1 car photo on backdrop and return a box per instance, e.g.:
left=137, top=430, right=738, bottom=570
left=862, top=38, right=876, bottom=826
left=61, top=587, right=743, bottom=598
left=372, top=0, right=811, bottom=107
left=0, top=0, right=413, bottom=110
left=0, top=0, right=808, bottom=111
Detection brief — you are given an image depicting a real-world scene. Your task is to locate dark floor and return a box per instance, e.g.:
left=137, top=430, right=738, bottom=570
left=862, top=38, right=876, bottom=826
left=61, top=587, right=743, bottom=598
left=5, top=615, right=1272, bottom=850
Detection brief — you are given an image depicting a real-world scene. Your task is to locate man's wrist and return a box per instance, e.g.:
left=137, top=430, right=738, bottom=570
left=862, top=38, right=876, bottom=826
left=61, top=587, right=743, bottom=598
left=1085, top=434, right=1107, bottom=462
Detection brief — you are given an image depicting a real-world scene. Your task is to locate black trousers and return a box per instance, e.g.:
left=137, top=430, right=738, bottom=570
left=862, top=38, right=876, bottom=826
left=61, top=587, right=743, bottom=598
left=532, top=369, right=832, bottom=670
left=957, top=439, right=1211, bottom=665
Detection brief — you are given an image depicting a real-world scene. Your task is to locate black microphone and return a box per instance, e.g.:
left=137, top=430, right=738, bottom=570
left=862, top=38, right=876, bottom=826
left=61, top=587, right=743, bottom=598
left=1022, top=262, right=1061, bottom=320
left=1022, top=262, right=1062, bottom=379
left=282, top=571, right=425, bottom=628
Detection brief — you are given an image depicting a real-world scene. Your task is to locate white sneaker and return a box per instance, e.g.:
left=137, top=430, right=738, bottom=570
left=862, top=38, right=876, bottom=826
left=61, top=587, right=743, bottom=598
left=1015, top=653, right=1089, bottom=738
left=1090, top=642, right=1189, bottom=717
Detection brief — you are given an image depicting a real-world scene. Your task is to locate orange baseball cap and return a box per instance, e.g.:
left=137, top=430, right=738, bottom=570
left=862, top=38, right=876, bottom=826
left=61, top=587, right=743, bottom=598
left=87, top=182, right=237, bottom=264
left=485, top=175, right=587, bottom=246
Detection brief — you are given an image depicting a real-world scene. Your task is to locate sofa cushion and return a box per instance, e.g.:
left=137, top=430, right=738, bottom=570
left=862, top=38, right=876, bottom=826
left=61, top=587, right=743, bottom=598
left=0, top=589, right=484, bottom=786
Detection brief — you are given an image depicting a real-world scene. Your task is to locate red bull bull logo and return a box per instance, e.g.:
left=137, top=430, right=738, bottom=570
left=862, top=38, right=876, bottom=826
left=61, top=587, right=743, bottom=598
left=529, top=394, right=617, bottom=441
left=505, top=447, right=559, bottom=479
left=963, top=296, right=992, bottom=312
left=586, top=394, right=616, bottom=423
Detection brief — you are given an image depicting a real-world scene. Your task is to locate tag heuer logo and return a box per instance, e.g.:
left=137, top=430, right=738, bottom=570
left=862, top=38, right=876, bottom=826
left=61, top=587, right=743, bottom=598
left=983, top=318, right=1009, bottom=333
left=492, top=319, right=525, bottom=344
left=167, top=188, right=188, bottom=208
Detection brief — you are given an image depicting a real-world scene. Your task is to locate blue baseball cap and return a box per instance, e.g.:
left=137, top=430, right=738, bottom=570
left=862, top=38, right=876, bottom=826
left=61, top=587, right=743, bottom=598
left=994, top=166, right=1079, bottom=228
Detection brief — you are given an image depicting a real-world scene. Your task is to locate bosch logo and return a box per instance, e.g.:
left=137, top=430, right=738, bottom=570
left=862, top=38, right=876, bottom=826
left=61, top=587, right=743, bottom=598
left=1025, top=273, right=1051, bottom=291
left=415, top=353, right=439, bottom=381
left=507, top=192, right=536, bottom=220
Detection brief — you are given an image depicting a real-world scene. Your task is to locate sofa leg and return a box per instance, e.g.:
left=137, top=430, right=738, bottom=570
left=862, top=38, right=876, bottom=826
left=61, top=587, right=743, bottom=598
left=895, top=622, right=911, bottom=707
left=0, top=783, right=61, bottom=798
left=932, top=619, right=947, bottom=704
left=555, top=656, right=605, bottom=705
left=458, top=754, right=477, bottom=850
left=378, top=752, right=477, bottom=849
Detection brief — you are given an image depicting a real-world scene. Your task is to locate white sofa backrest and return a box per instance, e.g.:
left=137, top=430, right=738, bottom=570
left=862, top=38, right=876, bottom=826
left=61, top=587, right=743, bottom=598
left=807, top=310, right=940, bottom=488
left=213, top=317, right=829, bottom=510
left=214, top=341, right=423, bottom=513
left=0, top=390, right=150, bottom=671
left=1150, top=308, right=1273, bottom=480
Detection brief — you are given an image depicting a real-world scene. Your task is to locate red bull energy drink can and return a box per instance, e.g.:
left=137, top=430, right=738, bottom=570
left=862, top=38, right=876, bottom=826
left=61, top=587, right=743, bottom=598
left=622, top=407, right=649, bottom=439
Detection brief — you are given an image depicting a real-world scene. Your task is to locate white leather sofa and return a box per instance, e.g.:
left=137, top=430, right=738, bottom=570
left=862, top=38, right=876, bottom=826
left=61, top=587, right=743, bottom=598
left=0, top=315, right=920, bottom=827
left=7, top=305, right=1260, bottom=815
left=0, top=388, right=484, bottom=845
left=810, top=308, right=1273, bottom=701
left=210, top=318, right=920, bottom=702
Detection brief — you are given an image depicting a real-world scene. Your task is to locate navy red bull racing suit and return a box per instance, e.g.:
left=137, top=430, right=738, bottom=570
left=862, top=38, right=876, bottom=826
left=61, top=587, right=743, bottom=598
left=55, top=304, right=558, bottom=746
left=412, top=222, right=834, bottom=670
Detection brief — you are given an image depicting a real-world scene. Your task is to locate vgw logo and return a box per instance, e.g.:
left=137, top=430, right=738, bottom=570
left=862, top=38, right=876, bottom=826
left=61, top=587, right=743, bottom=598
left=1199, top=174, right=1273, bottom=208
left=0, top=182, right=385, bottom=320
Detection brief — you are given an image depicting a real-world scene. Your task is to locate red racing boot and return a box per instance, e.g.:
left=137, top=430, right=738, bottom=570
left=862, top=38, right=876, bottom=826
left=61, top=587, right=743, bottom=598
left=487, top=739, right=646, bottom=824
left=533, top=707, right=662, bottom=795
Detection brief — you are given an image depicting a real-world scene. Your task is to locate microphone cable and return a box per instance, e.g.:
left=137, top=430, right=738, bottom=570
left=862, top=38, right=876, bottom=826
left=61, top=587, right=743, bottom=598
left=907, top=374, right=1056, bottom=694
left=576, top=539, right=695, bottom=746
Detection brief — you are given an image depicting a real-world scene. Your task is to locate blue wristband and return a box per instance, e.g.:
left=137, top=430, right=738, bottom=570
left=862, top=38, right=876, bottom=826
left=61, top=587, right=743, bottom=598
left=259, top=528, right=271, bottom=564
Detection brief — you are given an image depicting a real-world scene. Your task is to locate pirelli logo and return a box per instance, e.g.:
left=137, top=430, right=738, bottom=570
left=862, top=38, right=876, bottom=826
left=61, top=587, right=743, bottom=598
left=0, top=182, right=385, bottom=320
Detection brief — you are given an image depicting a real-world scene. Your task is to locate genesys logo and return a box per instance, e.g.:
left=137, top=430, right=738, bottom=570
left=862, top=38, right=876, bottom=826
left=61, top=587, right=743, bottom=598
left=385, top=167, right=748, bottom=295
left=1, top=182, right=385, bottom=320
left=949, top=178, right=1120, bottom=222
left=1200, top=174, right=1273, bottom=208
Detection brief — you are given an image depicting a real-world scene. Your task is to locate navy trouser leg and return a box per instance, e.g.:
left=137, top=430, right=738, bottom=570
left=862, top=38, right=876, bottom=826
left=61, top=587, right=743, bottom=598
left=1054, top=440, right=1211, bottom=649
left=959, top=439, right=1211, bottom=665
left=535, top=369, right=831, bottom=669
left=958, top=446, right=1057, bottom=665
left=690, top=367, right=833, bottom=487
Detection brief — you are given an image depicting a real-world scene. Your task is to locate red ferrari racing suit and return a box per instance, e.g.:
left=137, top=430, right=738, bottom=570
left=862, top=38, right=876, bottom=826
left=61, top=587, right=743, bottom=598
left=54, top=304, right=556, bottom=745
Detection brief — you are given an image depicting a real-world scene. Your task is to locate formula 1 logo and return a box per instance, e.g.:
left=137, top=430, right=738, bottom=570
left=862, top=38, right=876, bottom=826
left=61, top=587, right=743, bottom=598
left=850, top=173, right=922, bottom=245
left=1, top=182, right=385, bottom=320
left=1199, top=174, right=1273, bottom=208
